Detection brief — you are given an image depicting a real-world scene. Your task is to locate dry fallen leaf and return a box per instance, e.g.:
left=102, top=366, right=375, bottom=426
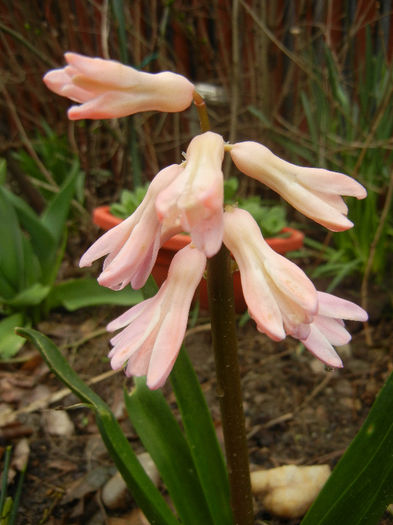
left=62, top=465, right=114, bottom=504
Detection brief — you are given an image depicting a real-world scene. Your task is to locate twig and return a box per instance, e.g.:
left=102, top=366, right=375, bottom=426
left=0, top=21, right=55, bottom=67
left=11, top=369, right=120, bottom=420
left=60, top=328, right=109, bottom=352
left=238, top=0, right=315, bottom=81
left=229, top=0, right=240, bottom=145
left=37, top=490, right=64, bottom=525
left=184, top=322, right=211, bottom=338
left=100, top=0, right=110, bottom=59
left=249, top=373, right=333, bottom=436
left=297, top=374, right=333, bottom=411
left=2, top=86, right=58, bottom=188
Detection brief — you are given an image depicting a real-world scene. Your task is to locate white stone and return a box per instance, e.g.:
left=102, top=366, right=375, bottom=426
left=251, top=464, right=331, bottom=518
left=42, top=409, right=74, bottom=437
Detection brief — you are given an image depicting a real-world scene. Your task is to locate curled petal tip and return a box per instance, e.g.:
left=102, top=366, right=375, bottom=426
left=67, top=106, right=81, bottom=120
left=332, top=357, right=344, bottom=369
left=78, top=256, right=90, bottom=268
left=355, top=185, right=367, bottom=199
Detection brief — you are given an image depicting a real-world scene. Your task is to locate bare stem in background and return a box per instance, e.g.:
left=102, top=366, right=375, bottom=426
left=100, top=0, right=110, bottom=59
left=2, top=86, right=57, bottom=189
left=224, top=0, right=240, bottom=177
left=229, top=0, right=240, bottom=145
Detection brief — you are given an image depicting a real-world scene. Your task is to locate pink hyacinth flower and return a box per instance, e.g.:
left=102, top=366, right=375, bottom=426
left=229, top=141, right=367, bottom=231
left=298, top=291, right=368, bottom=368
left=156, top=131, right=225, bottom=257
left=43, top=52, right=195, bottom=120
left=79, top=164, right=183, bottom=290
left=223, top=207, right=318, bottom=341
left=106, top=244, right=206, bottom=389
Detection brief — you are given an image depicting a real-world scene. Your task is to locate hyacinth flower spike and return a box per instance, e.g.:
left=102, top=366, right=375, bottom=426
left=229, top=141, right=367, bottom=231
left=298, top=291, right=368, bottom=368
left=106, top=244, right=206, bottom=390
left=79, top=164, right=183, bottom=290
left=223, top=207, right=318, bottom=343
left=43, top=52, right=195, bottom=120
left=156, top=131, right=225, bottom=257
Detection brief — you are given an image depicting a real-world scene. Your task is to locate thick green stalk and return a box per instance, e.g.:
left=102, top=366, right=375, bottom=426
left=194, top=94, right=254, bottom=523
left=207, top=245, right=254, bottom=525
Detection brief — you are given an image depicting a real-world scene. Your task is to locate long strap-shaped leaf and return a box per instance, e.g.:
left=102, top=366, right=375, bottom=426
left=301, top=370, right=393, bottom=525
left=170, top=348, right=233, bottom=525
left=0, top=187, right=26, bottom=294
left=125, top=377, right=216, bottom=525
left=16, top=327, right=179, bottom=525
left=2, top=187, right=56, bottom=277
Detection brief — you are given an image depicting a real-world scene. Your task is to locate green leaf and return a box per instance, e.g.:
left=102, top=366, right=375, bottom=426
left=8, top=454, right=27, bottom=525
left=7, top=283, right=50, bottom=308
left=300, top=91, right=318, bottom=147
left=3, top=188, right=57, bottom=274
left=20, top=234, right=43, bottom=289
left=110, top=185, right=149, bottom=219
left=46, top=278, right=143, bottom=311
left=0, top=187, right=25, bottom=293
left=0, top=265, right=19, bottom=301
left=0, top=496, right=13, bottom=524
left=223, top=177, right=239, bottom=203
left=0, top=158, right=6, bottom=185
left=301, top=370, right=393, bottom=525
left=125, top=377, right=215, bottom=525
left=0, top=313, right=28, bottom=359
left=41, top=163, right=79, bottom=242
left=15, top=327, right=179, bottom=525
left=247, top=105, right=271, bottom=126
left=170, top=348, right=233, bottom=525
left=111, top=0, right=128, bottom=64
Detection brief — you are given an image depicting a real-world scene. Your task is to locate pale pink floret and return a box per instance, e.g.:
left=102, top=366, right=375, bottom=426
left=230, top=141, right=367, bottom=232
left=223, top=208, right=318, bottom=341
left=156, top=131, right=225, bottom=257
left=106, top=245, right=206, bottom=389
left=43, top=52, right=195, bottom=120
left=298, top=291, right=368, bottom=368
left=79, top=164, right=183, bottom=290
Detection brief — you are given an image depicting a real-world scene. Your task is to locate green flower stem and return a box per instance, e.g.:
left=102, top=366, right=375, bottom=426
left=207, top=245, right=254, bottom=525
left=194, top=90, right=253, bottom=522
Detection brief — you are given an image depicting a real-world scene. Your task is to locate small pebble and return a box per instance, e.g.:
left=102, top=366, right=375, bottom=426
left=42, top=409, right=74, bottom=437
left=102, top=452, right=159, bottom=510
left=251, top=464, right=331, bottom=518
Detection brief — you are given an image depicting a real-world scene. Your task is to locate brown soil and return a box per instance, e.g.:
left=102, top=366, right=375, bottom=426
left=1, top=300, right=393, bottom=525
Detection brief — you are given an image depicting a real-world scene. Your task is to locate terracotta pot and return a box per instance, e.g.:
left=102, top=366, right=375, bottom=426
left=93, top=206, right=304, bottom=312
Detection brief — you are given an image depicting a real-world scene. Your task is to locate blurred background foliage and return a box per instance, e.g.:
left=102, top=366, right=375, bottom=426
left=1, top=0, right=393, bottom=313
